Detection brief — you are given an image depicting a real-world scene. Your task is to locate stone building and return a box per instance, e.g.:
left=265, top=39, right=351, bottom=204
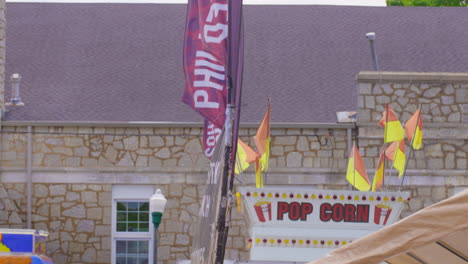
left=0, top=2, right=466, bottom=264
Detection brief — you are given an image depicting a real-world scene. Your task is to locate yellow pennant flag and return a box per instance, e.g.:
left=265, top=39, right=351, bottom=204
left=379, top=105, right=405, bottom=143
left=393, top=140, right=406, bottom=178
left=255, top=159, right=263, bottom=188
left=386, top=140, right=406, bottom=178
left=235, top=139, right=259, bottom=175
left=372, top=147, right=386, bottom=191
left=405, top=109, right=423, bottom=150
left=346, top=145, right=371, bottom=191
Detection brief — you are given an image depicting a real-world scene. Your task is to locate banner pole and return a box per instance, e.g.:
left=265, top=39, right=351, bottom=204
left=399, top=105, right=421, bottom=191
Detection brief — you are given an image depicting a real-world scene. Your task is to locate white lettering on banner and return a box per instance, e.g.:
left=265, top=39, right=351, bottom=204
left=204, top=122, right=222, bottom=157
left=194, top=90, right=219, bottom=109
left=191, top=247, right=205, bottom=264
left=199, top=195, right=210, bottom=217
left=194, top=69, right=225, bottom=90
left=207, top=160, right=221, bottom=184
left=204, top=24, right=228, bottom=44
left=204, top=4, right=228, bottom=43
left=206, top=3, right=228, bottom=23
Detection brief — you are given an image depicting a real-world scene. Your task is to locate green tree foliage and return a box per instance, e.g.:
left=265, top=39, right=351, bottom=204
left=387, top=0, right=467, bottom=6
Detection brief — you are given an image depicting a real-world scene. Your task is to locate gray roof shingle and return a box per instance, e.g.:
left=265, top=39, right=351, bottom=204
left=4, top=3, right=468, bottom=123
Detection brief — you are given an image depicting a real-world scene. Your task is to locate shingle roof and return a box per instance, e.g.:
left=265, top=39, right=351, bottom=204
left=4, top=3, right=468, bottom=123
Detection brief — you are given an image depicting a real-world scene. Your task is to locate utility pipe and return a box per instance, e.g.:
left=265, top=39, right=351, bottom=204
left=27, top=126, right=32, bottom=229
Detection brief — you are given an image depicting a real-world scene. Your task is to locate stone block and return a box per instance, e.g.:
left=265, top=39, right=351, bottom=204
left=274, top=136, right=296, bottom=145
left=297, top=136, right=309, bottom=151
left=74, top=147, right=90, bottom=157
left=34, top=184, right=48, bottom=198
left=82, top=191, right=97, bottom=203
left=82, top=247, right=97, bottom=263
left=44, top=154, right=62, bottom=166
left=155, top=147, right=171, bottom=158
left=76, top=219, right=95, bottom=232
left=87, top=208, right=102, bottom=220
left=286, top=152, right=301, bottom=167
left=359, top=83, right=372, bottom=95
left=63, top=204, right=86, bottom=218
left=50, top=184, right=66, bottom=196
left=175, top=234, right=190, bottom=245
left=98, top=192, right=112, bottom=207
left=95, top=225, right=110, bottom=236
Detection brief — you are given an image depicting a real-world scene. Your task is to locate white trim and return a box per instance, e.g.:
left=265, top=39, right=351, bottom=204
left=6, top=0, right=387, bottom=6
left=111, top=185, right=155, bottom=264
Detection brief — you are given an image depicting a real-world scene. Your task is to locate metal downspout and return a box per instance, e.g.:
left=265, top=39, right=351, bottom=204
left=27, top=126, right=32, bottom=229
left=347, top=127, right=352, bottom=158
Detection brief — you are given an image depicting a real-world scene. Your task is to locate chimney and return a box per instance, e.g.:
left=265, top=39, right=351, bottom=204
left=366, top=32, right=380, bottom=71
left=7, top=73, right=24, bottom=106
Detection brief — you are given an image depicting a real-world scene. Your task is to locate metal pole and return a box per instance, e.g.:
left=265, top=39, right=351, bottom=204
left=366, top=32, right=380, bottom=71
left=27, top=125, right=32, bottom=229
left=153, top=225, right=158, bottom=264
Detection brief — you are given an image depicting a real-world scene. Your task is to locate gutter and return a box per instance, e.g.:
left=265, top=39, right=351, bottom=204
left=1, top=121, right=356, bottom=129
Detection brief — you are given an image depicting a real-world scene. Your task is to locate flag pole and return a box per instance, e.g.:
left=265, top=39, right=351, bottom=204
left=399, top=105, right=421, bottom=191
left=382, top=104, right=390, bottom=191
left=215, top=0, right=244, bottom=262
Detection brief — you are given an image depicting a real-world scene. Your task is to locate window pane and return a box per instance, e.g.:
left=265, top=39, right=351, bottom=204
left=117, top=223, right=127, bottom=232
left=127, top=202, right=139, bottom=211
left=117, top=202, right=127, bottom=211
left=116, top=256, right=127, bottom=264
left=138, top=257, right=148, bottom=264
left=139, top=223, right=149, bottom=232
left=127, top=256, right=137, bottom=264
left=127, top=241, right=139, bottom=253
left=115, top=240, right=149, bottom=264
left=139, top=213, right=149, bottom=222
left=127, top=222, right=138, bottom=232
left=139, top=202, right=149, bottom=211
left=116, top=240, right=127, bottom=253
left=115, top=200, right=150, bottom=233
left=117, top=212, right=127, bottom=221
left=139, top=241, right=149, bottom=254
left=128, top=213, right=138, bottom=221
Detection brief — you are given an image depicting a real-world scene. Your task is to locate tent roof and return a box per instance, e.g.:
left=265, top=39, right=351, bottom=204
left=309, top=189, right=468, bottom=264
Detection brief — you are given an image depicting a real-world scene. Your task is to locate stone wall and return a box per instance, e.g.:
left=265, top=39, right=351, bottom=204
left=0, top=126, right=351, bottom=172
left=0, top=124, right=353, bottom=264
left=357, top=72, right=467, bottom=175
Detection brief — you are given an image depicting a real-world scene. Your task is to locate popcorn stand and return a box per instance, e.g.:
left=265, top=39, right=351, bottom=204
left=240, top=187, right=409, bottom=262
left=0, top=229, right=54, bottom=264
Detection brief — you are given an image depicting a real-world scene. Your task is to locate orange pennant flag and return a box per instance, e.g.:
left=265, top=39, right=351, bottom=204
left=405, top=108, right=423, bottom=150
left=254, top=102, right=270, bottom=172
left=346, top=145, right=371, bottom=191
left=254, top=102, right=270, bottom=188
left=235, top=139, right=259, bottom=175
left=372, top=147, right=386, bottom=191
left=379, top=105, right=405, bottom=143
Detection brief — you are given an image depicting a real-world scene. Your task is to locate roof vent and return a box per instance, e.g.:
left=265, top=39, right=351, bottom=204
left=366, top=32, right=380, bottom=71
left=336, top=111, right=358, bottom=122
left=6, top=73, right=24, bottom=106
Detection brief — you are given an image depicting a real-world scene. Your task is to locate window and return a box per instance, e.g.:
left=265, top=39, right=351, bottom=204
left=112, top=185, right=155, bottom=264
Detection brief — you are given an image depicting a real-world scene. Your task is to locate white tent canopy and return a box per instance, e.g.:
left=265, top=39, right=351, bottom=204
left=309, top=189, right=468, bottom=264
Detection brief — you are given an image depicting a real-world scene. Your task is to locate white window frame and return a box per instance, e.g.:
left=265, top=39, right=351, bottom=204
left=111, top=185, right=155, bottom=264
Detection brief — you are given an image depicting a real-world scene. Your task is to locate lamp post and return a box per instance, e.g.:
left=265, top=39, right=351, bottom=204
left=150, top=189, right=167, bottom=264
